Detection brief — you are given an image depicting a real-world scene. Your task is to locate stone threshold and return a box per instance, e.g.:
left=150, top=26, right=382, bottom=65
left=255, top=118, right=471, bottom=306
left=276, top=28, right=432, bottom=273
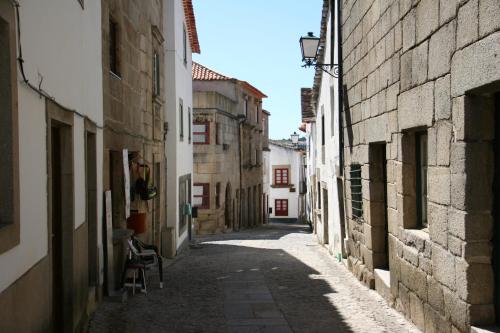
left=374, top=268, right=393, bottom=305
left=471, top=326, right=500, bottom=333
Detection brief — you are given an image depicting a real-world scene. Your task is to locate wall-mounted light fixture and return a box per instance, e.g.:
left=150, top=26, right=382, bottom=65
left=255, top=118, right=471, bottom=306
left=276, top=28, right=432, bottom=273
left=291, top=132, right=299, bottom=145
left=299, top=32, right=339, bottom=78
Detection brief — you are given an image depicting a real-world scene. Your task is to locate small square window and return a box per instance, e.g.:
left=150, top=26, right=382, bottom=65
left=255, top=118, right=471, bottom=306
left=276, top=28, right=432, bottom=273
left=193, top=122, right=210, bottom=144
left=193, top=183, right=209, bottom=209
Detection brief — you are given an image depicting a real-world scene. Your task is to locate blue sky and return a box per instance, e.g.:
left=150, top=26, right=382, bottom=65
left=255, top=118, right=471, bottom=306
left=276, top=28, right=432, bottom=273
left=192, top=0, right=323, bottom=140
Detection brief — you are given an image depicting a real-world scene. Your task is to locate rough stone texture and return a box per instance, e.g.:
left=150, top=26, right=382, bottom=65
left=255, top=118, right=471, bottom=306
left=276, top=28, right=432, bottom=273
left=479, top=0, right=500, bottom=37
left=457, top=0, right=479, bottom=49
left=412, top=40, right=428, bottom=86
left=440, top=0, right=459, bottom=25
left=432, top=244, right=456, bottom=291
left=429, top=203, right=448, bottom=248
left=428, top=167, right=451, bottom=205
left=416, top=0, right=439, bottom=43
left=398, top=81, right=434, bottom=130
left=452, top=31, right=500, bottom=97
left=89, top=224, right=421, bottom=333
left=341, top=0, right=500, bottom=330
left=428, top=21, right=456, bottom=80
left=402, top=9, right=416, bottom=52
left=435, top=75, right=451, bottom=120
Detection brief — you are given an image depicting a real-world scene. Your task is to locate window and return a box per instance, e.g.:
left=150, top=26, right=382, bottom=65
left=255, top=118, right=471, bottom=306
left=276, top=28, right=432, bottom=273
left=216, top=122, right=221, bottom=145
left=317, top=182, right=322, bottom=209
left=256, top=105, right=259, bottom=124
left=183, top=26, right=187, bottom=65
left=188, top=108, right=191, bottom=143
left=152, top=51, right=160, bottom=97
left=216, top=182, right=221, bottom=208
left=416, top=132, right=428, bottom=229
left=350, top=164, right=363, bottom=219
left=193, top=183, right=209, bottom=209
left=193, top=122, right=210, bottom=144
left=244, top=97, right=248, bottom=118
left=321, top=107, right=325, bottom=145
left=179, top=99, right=184, bottom=140
left=109, top=18, right=119, bottom=76
left=0, top=2, right=20, bottom=254
left=402, top=130, right=428, bottom=230
left=274, top=168, right=289, bottom=185
left=275, top=199, right=288, bottom=216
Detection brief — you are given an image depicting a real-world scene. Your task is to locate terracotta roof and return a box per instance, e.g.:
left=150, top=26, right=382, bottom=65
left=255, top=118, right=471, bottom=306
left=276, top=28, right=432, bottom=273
left=301, top=88, right=314, bottom=121
left=192, top=62, right=231, bottom=80
left=192, top=62, right=267, bottom=99
left=182, top=0, right=200, bottom=54
left=240, top=81, right=267, bottom=99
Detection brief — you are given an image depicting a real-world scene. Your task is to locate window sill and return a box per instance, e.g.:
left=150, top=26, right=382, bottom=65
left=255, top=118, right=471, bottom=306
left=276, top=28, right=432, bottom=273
left=0, top=222, right=20, bottom=255
left=404, top=228, right=429, bottom=240
left=271, top=184, right=293, bottom=188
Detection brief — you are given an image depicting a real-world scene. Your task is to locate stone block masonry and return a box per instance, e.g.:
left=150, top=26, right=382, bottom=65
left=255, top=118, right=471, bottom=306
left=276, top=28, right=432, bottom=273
left=341, top=0, right=500, bottom=331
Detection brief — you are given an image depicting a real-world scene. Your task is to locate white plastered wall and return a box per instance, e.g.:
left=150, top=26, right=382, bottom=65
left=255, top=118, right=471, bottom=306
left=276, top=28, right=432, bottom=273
left=0, top=0, right=103, bottom=292
left=165, top=0, right=194, bottom=250
left=314, top=5, right=343, bottom=255
left=268, top=144, right=302, bottom=219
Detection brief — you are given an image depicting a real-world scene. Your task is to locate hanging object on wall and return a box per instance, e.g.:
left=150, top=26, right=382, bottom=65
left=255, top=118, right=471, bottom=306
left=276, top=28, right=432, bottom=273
left=123, top=149, right=131, bottom=218
left=134, top=163, right=157, bottom=201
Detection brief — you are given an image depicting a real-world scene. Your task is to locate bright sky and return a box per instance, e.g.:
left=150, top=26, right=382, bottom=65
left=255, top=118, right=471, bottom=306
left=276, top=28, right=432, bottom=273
left=192, top=0, right=323, bottom=140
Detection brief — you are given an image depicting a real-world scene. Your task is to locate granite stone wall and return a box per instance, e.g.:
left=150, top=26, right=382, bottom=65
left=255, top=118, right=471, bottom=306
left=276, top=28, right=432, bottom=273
left=341, top=0, right=500, bottom=331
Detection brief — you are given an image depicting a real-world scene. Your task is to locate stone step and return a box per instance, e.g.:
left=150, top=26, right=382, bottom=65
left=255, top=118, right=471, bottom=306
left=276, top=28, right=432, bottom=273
left=374, top=268, right=393, bottom=306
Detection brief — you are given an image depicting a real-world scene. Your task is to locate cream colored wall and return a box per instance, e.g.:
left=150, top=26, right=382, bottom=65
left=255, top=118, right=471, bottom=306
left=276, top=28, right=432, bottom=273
left=0, top=0, right=103, bottom=293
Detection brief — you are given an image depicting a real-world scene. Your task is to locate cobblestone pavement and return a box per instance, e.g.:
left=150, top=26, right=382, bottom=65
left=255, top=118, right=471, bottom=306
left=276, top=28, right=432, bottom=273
left=89, top=222, right=420, bottom=333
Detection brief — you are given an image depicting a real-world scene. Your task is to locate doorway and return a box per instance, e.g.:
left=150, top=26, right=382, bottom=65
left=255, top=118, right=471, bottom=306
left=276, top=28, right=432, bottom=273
left=85, top=131, right=98, bottom=299
left=225, top=183, right=232, bottom=229
left=322, top=188, right=329, bottom=245
left=494, top=92, right=500, bottom=323
left=369, top=143, right=389, bottom=270
left=49, top=122, right=74, bottom=332
left=275, top=199, right=288, bottom=216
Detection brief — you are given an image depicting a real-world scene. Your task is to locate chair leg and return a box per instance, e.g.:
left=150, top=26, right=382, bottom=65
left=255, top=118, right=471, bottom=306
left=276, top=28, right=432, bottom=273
left=141, top=268, right=147, bottom=293
left=132, top=270, right=136, bottom=295
left=158, top=256, right=163, bottom=289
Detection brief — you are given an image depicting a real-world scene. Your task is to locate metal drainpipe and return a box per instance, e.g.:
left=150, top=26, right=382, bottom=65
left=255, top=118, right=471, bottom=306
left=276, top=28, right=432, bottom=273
left=238, top=117, right=245, bottom=231
left=337, top=0, right=350, bottom=258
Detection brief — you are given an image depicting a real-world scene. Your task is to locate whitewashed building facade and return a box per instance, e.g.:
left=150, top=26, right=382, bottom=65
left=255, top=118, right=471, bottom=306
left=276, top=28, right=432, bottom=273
left=0, top=0, right=104, bottom=331
left=164, top=0, right=200, bottom=255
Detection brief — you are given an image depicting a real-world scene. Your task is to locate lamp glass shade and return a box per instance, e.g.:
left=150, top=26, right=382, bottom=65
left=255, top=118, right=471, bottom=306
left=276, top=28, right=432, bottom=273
left=300, top=33, right=320, bottom=61
left=291, top=132, right=299, bottom=144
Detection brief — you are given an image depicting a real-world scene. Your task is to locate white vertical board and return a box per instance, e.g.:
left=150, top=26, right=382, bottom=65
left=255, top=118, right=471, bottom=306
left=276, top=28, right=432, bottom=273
left=123, top=149, right=130, bottom=219
left=104, top=190, right=115, bottom=294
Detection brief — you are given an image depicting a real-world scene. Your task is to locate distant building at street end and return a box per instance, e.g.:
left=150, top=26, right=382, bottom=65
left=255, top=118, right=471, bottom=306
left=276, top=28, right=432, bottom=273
left=268, top=140, right=307, bottom=223
left=192, top=62, right=269, bottom=234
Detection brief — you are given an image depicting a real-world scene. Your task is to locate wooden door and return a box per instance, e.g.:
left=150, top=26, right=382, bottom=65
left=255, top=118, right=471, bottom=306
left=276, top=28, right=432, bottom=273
left=275, top=199, right=288, bottom=216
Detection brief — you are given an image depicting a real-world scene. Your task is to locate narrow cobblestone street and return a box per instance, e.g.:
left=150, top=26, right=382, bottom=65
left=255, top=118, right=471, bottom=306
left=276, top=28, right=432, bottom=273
left=89, top=222, right=420, bottom=333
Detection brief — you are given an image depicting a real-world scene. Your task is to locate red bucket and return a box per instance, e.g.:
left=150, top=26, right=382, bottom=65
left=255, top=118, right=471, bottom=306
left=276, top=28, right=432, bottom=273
left=127, top=212, right=147, bottom=234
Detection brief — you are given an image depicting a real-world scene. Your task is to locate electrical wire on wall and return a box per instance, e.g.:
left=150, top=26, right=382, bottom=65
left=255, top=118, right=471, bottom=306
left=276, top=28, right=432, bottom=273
left=9, top=0, right=103, bottom=129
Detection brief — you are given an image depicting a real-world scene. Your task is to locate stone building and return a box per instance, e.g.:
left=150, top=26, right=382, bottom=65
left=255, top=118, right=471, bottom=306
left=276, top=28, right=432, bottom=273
left=192, top=62, right=268, bottom=233
left=101, top=0, right=165, bottom=290
left=0, top=0, right=104, bottom=331
left=338, top=0, right=500, bottom=331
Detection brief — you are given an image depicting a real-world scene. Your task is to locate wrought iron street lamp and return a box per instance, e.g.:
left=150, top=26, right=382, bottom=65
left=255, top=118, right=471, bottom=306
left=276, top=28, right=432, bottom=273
left=291, top=132, right=299, bottom=145
left=299, top=32, right=339, bottom=78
